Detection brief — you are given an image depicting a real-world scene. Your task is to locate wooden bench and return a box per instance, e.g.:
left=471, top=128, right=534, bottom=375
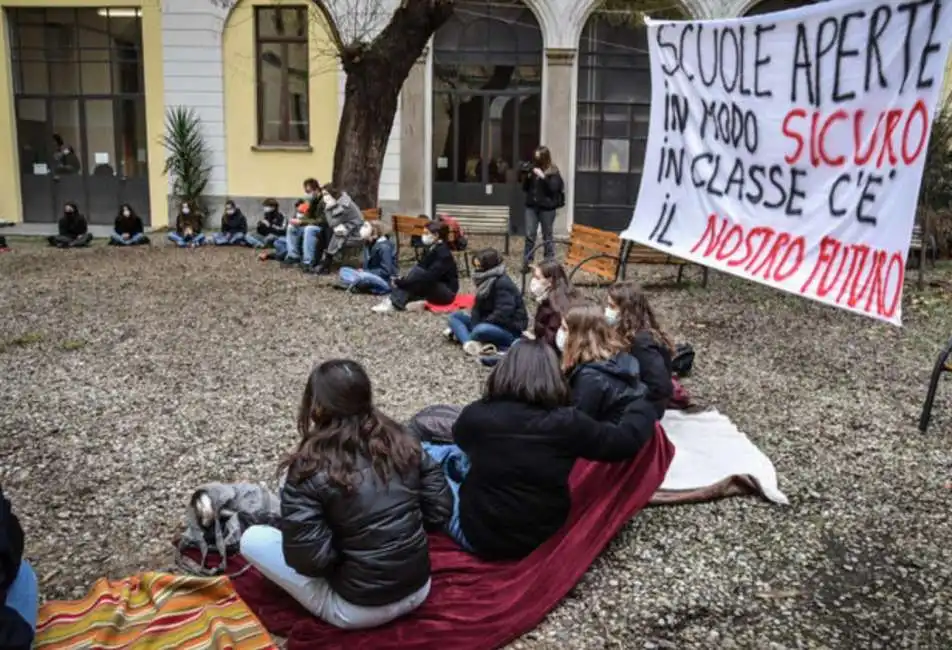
left=361, top=208, right=381, bottom=222
left=919, top=336, right=952, bottom=432
left=909, top=224, right=937, bottom=268
left=435, top=204, right=510, bottom=255
left=392, top=214, right=471, bottom=276
left=621, top=241, right=709, bottom=287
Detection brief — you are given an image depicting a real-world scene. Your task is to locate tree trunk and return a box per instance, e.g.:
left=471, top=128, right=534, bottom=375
left=332, top=0, right=453, bottom=209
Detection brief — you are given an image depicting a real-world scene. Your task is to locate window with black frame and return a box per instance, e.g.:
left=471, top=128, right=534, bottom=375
left=574, top=14, right=653, bottom=232
left=255, top=6, right=309, bottom=145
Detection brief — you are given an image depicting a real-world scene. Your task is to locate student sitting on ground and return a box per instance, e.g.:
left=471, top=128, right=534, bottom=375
left=240, top=359, right=451, bottom=629
left=446, top=248, right=527, bottom=357
left=284, top=178, right=326, bottom=271
left=338, top=220, right=398, bottom=294
left=109, top=203, right=149, bottom=246
left=246, top=198, right=286, bottom=249
left=2, top=485, right=36, bottom=650
left=372, top=220, right=459, bottom=313
left=312, top=184, right=363, bottom=275
left=212, top=200, right=248, bottom=246
left=559, top=304, right=651, bottom=424
left=607, top=282, right=674, bottom=419
left=527, top=260, right=579, bottom=348
left=167, top=202, right=206, bottom=248
left=47, top=202, right=92, bottom=248
left=422, top=340, right=657, bottom=560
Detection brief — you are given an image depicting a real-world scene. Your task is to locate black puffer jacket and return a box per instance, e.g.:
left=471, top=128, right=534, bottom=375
left=471, top=273, right=529, bottom=336
left=630, top=331, right=674, bottom=419
left=280, top=450, right=452, bottom=607
left=568, top=352, right=651, bottom=424
left=522, top=169, right=564, bottom=211
left=1, top=487, right=33, bottom=650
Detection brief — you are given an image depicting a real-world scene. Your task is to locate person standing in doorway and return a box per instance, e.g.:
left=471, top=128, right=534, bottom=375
left=521, top=145, right=564, bottom=272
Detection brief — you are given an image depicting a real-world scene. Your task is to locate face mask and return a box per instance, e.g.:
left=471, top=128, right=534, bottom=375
left=226, top=209, right=235, bottom=215
left=421, top=233, right=436, bottom=246
left=605, top=307, right=619, bottom=325
left=359, top=223, right=373, bottom=239
left=182, top=207, right=190, bottom=215
left=555, top=328, right=567, bottom=352
left=122, top=210, right=131, bottom=217
left=264, top=206, right=274, bottom=214
left=529, top=278, right=548, bottom=300
left=65, top=208, right=73, bottom=214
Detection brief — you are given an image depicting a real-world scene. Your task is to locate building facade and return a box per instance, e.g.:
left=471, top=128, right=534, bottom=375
left=0, top=0, right=949, bottom=231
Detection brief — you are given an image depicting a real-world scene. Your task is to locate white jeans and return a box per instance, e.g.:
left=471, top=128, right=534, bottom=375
left=240, top=525, right=430, bottom=630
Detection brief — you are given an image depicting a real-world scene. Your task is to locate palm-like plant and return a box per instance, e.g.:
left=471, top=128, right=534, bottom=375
left=161, top=106, right=212, bottom=219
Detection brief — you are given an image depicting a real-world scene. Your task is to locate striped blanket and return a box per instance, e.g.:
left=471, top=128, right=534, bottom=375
left=35, top=571, right=276, bottom=650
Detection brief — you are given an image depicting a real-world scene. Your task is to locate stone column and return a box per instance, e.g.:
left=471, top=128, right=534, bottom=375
left=544, top=48, right=576, bottom=236
left=399, top=48, right=429, bottom=216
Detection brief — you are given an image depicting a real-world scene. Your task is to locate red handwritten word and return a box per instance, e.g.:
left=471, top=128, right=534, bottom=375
left=782, top=99, right=929, bottom=169
left=690, top=214, right=904, bottom=319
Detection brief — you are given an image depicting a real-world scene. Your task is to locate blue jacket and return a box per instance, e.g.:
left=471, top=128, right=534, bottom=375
left=363, top=237, right=398, bottom=280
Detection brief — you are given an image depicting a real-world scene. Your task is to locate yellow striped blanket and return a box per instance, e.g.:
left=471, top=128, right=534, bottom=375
left=35, top=571, right=277, bottom=650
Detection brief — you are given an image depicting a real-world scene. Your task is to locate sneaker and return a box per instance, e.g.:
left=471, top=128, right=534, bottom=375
left=462, top=340, right=483, bottom=356
left=442, top=328, right=455, bottom=341
left=405, top=300, right=427, bottom=312
left=372, top=299, right=394, bottom=313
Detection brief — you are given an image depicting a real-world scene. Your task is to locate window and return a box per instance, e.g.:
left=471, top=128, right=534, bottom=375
left=255, top=6, right=309, bottom=145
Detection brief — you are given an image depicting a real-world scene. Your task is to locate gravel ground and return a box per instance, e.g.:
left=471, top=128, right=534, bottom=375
left=2, top=238, right=951, bottom=649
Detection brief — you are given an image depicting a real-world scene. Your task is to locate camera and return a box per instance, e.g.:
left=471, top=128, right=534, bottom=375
left=519, top=161, right=533, bottom=173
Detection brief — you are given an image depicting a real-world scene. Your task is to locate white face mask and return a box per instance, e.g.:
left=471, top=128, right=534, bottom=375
left=181, top=207, right=190, bottom=215
left=529, top=278, right=548, bottom=300
left=555, top=328, right=567, bottom=352
left=122, top=210, right=131, bottom=217
left=605, top=307, right=619, bottom=325
left=264, top=206, right=274, bottom=214
left=421, top=233, right=436, bottom=246
left=359, top=223, right=373, bottom=239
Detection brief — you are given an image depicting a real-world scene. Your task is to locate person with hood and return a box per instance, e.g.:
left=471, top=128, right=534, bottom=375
left=240, top=360, right=451, bottom=628
left=109, top=203, right=149, bottom=246
left=606, top=282, right=674, bottom=419
left=1, top=486, right=36, bottom=650
left=446, top=248, right=527, bottom=357
left=245, top=198, right=286, bottom=249
left=337, top=220, right=398, bottom=294
left=167, top=201, right=206, bottom=247
left=372, top=220, right=459, bottom=313
left=559, top=303, right=653, bottom=424
left=311, top=184, right=363, bottom=275
left=212, top=200, right=249, bottom=246
left=284, top=178, right=326, bottom=271
left=47, top=202, right=92, bottom=248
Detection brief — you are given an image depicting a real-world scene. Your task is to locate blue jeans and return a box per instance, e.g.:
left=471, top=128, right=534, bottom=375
left=168, top=232, right=206, bottom=247
left=111, top=232, right=147, bottom=245
left=212, top=231, right=247, bottom=246
left=420, top=442, right=471, bottom=551
left=286, top=224, right=321, bottom=264
left=5, top=560, right=38, bottom=631
left=245, top=233, right=278, bottom=248
left=524, top=207, right=556, bottom=263
left=339, top=267, right=392, bottom=294
left=447, top=312, right=517, bottom=349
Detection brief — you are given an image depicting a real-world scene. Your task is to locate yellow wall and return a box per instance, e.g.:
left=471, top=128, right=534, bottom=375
left=222, top=0, right=340, bottom=197
left=0, top=0, right=167, bottom=226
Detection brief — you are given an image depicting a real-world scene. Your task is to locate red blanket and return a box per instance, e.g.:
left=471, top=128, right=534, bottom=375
left=188, top=426, right=673, bottom=650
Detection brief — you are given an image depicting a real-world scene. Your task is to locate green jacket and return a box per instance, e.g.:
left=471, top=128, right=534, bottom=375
left=298, top=196, right=326, bottom=227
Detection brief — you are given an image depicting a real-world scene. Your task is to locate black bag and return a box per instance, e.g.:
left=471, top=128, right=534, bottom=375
left=406, top=404, right=462, bottom=444
left=671, top=343, right=695, bottom=377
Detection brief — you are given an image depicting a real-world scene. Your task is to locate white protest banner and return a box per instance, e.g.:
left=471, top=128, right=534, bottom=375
left=622, top=0, right=952, bottom=325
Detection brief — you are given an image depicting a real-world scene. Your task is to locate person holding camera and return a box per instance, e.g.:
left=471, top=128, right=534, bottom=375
left=521, top=145, right=564, bottom=272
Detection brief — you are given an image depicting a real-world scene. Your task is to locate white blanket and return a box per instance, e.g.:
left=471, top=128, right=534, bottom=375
left=659, top=409, right=788, bottom=505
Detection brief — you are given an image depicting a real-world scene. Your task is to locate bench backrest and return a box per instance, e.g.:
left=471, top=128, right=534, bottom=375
left=362, top=208, right=381, bottom=221
left=566, top=224, right=622, bottom=280
left=392, top=214, right=429, bottom=237
left=624, top=242, right=689, bottom=265
left=435, top=204, right=509, bottom=234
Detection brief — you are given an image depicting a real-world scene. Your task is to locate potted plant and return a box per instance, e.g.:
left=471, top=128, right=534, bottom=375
left=161, top=106, right=212, bottom=224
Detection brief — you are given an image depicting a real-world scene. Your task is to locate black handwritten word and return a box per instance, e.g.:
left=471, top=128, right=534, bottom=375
left=781, top=100, right=930, bottom=167
left=649, top=196, right=676, bottom=246
left=699, top=99, right=759, bottom=153
left=791, top=0, right=944, bottom=107
left=664, top=93, right=690, bottom=132
left=657, top=147, right=806, bottom=217
left=656, top=23, right=776, bottom=98
left=828, top=171, right=887, bottom=225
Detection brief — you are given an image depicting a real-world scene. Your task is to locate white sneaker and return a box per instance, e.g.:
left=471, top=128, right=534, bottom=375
left=462, top=340, right=483, bottom=356
left=405, top=300, right=427, bottom=312
left=443, top=328, right=455, bottom=341
left=372, top=299, right=394, bottom=313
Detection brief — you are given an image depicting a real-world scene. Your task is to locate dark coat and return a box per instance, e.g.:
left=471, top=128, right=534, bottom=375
left=453, top=398, right=657, bottom=560
left=221, top=209, right=248, bottom=234
left=1, top=488, right=33, bottom=650
left=470, top=274, right=529, bottom=336
left=279, top=448, right=452, bottom=607
left=630, top=331, right=674, bottom=419
left=363, top=237, right=398, bottom=281
left=396, top=242, right=459, bottom=295
left=258, top=211, right=287, bottom=237
left=175, top=212, right=202, bottom=234
left=58, top=212, right=88, bottom=238
left=114, top=213, right=144, bottom=236
left=522, top=169, right=564, bottom=211
left=532, top=298, right=562, bottom=347
left=568, top=352, right=651, bottom=424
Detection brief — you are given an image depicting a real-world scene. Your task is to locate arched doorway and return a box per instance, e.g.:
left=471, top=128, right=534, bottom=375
left=574, top=11, right=688, bottom=232
left=431, top=0, right=542, bottom=234
left=744, top=0, right=823, bottom=15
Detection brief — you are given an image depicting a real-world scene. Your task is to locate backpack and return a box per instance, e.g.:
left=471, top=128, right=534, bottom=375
left=671, top=343, right=695, bottom=377
left=437, top=215, right=468, bottom=252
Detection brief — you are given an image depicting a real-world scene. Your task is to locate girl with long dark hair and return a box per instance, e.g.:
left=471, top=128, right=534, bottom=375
left=240, top=360, right=451, bottom=629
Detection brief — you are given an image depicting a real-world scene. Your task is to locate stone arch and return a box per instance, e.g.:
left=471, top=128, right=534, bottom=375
left=736, top=0, right=824, bottom=17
